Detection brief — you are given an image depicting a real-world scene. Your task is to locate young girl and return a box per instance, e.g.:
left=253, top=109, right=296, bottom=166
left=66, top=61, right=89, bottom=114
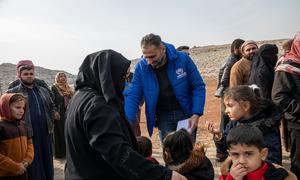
left=208, top=85, right=282, bottom=164
left=0, top=93, right=34, bottom=180
left=163, top=129, right=214, bottom=180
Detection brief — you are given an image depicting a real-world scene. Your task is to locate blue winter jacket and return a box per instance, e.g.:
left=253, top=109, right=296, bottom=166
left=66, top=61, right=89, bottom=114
left=125, top=42, right=206, bottom=136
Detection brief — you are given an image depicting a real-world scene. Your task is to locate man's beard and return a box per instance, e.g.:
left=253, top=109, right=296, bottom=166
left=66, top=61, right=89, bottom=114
left=244, top=53, right=255, bottom=60
left=21, top=79, right=34, bottom=86
left=151, top=53, right=167, bottom=69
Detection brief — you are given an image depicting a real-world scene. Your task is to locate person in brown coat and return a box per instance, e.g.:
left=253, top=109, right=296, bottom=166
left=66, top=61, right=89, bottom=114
left=229, top=40, right=258, bottom=87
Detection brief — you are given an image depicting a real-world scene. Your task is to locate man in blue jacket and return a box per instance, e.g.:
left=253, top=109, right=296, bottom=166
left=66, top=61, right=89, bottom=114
left=125, top=33, right=206, bottom=143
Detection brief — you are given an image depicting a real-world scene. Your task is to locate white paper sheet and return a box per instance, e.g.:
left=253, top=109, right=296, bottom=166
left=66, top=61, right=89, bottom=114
left=176, top=119, right=190, bottom=131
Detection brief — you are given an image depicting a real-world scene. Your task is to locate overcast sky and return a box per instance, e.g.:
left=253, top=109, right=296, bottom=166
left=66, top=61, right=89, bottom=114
left=0, top=0, right=299, bottom=74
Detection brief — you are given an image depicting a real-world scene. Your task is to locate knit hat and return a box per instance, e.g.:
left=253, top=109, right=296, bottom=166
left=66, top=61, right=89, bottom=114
left=16, top=60, right=34, bottom=72
left=240, top=40, right=258, bottom=53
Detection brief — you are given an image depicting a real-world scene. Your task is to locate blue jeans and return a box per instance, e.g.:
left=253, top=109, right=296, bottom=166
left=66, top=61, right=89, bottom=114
left=156, top=109, right=197, bottom=144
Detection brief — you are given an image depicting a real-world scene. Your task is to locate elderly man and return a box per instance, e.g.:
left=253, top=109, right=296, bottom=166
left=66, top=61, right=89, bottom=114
left=7, top=60, right=58, bottom=180
left=125, top=33, right=206, bottom=143
left=229, top=40, right=258, bottom=87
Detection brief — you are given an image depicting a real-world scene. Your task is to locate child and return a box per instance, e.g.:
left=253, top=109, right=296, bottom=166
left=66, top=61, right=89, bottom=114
left=0, top=93, right=34, bottom=180
left=136, top=136, right=159, bottom=164
left=163, top=129, right=214, bottom=180
left=208, top=85, right=282, bottom=164
left=219, top=125, right=296, bottom=180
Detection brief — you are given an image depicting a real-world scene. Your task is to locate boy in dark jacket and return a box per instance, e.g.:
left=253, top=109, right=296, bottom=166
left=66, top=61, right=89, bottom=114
left=219, top=125, right=296, bottom=180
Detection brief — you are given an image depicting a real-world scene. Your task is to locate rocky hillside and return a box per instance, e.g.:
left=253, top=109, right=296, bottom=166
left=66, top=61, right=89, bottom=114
left=190, top=39, right=287, bottom=78
left=0, top=39, right=287, bottom=94
left=0, top=63, right=76, bottom=94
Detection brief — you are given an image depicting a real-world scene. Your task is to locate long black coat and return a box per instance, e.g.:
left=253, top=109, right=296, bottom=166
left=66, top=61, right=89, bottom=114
left=64, top=50, right=172, bottom=180
left=248, top=44, right=278, bottom=99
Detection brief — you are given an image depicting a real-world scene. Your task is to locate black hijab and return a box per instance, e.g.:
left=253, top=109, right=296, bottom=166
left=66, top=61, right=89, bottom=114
left=75, top=49, right=131, bottom=109
left=248, top=44, right=278, bottom=99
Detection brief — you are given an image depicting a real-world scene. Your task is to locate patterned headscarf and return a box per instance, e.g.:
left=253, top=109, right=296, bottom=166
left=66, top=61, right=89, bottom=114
left=54, top=72, right=74, bottom=97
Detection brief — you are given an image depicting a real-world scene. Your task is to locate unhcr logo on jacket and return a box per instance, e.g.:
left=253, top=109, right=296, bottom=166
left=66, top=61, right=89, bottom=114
left=176, top=68, right=187, bottom=79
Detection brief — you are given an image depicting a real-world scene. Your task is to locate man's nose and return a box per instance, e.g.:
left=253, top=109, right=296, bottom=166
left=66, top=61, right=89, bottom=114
left=146, top=58, right=154, bottom=64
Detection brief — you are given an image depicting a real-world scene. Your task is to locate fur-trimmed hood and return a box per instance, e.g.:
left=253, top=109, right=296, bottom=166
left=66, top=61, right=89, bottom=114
left=168, top=143, right=214, bottom=180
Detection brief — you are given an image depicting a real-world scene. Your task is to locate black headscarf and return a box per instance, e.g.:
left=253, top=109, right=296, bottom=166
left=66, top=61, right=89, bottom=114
left=248, top=44, right=278, bottom=99
left=75, top=49, right=131, bottom=109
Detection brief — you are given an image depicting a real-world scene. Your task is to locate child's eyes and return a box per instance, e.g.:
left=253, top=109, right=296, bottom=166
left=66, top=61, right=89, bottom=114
left=245, top=152, right=252, bottom=157
left=230, top=153, right=239, bottom=157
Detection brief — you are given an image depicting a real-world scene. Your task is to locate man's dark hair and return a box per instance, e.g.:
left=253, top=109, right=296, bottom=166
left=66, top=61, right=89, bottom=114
left=227, top=124, right=264, bottom=150
left=140, top=33, right=162, bottom=47
left=177, top=46, right=190, bottom=51
left=231, top=39, right=245, bottom=54
left=163, top=129, right=193, bottom=164
left=136, top=136, right=152, bottom=157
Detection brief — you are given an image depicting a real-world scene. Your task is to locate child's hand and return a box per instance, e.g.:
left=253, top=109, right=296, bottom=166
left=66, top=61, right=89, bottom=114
left=16, top=163, right=26, bottom=175
left=207, top=122, right=222, bottom=139
left=220, top=157, right=232, bottom=175
left=229, top=161, right=247, bottom=180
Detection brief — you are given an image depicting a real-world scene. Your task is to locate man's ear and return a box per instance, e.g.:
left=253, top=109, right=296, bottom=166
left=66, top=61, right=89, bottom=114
left=159, top=44, right=165, bottom=53
left=260, top=148, right=268, bottom=161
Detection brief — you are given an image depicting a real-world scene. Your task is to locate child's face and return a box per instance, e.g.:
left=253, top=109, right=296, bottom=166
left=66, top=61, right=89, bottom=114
left=10, top=100, right=25, bottom=120
left=224, top=97, right=250, bottom=121
left=228, top=144, right=268, bottom=173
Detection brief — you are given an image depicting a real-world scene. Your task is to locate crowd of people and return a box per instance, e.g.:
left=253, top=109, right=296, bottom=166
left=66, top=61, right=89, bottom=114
left=0, top=32, right=299, bottom=180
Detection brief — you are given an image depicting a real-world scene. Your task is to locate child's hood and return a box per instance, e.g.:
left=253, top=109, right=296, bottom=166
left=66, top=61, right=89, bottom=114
left=0, top=93, right=16, bottom=121
left=168, top=142, right=209, bottom=173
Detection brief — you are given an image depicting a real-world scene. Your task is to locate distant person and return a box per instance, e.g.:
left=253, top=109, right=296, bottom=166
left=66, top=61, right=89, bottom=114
left=208, top=85, right=282, bottom=164
left=163, top=129, right=214, bottom=180
left=229, top=40, right=258, bottom=87
left=177, top=46, right=190, bottom=55
left=282, top=39, right=293, bottom=56
left=7, top=60, right=58, bottom=180
left=248, top=44, right=278, bottom=99
left=219, top=125, right=296, bottom=180
left=136, top=136, right=159, bottom=164
left=276, top=39, right=294, bottom=153
left=214, top=38, right=244, bottom=162
left=64, top=49, right=187, bottom=180
left=215, top=39, right=245, bottom=98
left=272, top=31, right=300, bottom=179
left=51, top=72, right=74, bottom=159
left=0, top=93, right=34, bottom=180
left=125, top=33, right=206, bottom=144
